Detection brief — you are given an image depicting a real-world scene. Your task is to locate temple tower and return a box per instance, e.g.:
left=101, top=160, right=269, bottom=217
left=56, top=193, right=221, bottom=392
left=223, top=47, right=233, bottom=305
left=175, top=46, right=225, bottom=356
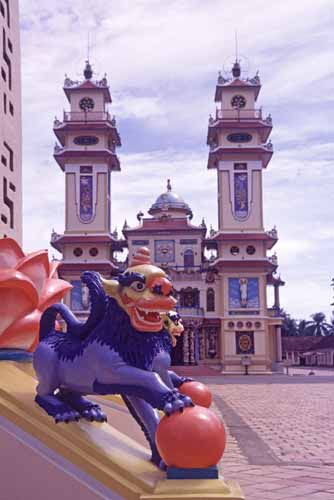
left=51, top=61, right=121, bottom=317
left=206, top=60, right=283, bottom=373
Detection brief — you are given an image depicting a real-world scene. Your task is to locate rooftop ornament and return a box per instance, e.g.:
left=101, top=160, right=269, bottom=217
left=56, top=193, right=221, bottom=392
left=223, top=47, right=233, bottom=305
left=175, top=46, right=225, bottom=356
left=83, top=60, right=93, bottom=80
left=265, top=113, right=272, bottom=124
left=247, top=70, right=261, bottom=85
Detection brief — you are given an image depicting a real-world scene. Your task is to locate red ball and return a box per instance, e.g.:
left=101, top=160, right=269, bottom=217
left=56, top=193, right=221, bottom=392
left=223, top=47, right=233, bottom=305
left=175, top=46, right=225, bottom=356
left=179, top=381, right=213, bottom=408
left=156, top=406, right=226, bottom=468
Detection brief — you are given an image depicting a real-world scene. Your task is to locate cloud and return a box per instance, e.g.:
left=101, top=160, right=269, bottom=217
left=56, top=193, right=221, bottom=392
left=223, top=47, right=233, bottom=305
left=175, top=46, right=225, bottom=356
left=19, top=0, right=334, bottom=320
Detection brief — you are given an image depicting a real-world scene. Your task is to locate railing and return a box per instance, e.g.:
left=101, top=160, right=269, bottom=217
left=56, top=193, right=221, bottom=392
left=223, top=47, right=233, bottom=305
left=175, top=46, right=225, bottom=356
left=54, top=143, right=116, bottom=154
left=63, top=111, right=113, bottom=122
left=176, top=306, right=204, bottom=317
left=169, top=265, right=202, bottom=272
left=215, top=108, right=263, bottom=121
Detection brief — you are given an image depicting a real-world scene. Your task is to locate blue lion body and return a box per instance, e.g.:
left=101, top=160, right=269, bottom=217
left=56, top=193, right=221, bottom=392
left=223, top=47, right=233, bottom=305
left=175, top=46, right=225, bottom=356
left=33, top=270, right=191, bottom=467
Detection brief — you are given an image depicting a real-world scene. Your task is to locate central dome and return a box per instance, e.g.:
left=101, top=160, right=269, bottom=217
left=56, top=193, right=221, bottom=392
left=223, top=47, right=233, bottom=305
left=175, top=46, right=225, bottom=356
left=148, top=180, right=193, bottom=218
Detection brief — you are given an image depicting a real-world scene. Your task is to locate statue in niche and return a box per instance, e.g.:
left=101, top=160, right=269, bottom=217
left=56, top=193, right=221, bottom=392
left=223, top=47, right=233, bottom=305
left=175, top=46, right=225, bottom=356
left=239, top=278, right=248, bottom=307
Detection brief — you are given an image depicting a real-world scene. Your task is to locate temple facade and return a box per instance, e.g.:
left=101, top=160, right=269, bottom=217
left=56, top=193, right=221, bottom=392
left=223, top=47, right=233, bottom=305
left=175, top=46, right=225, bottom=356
left=52, top=60, right=284, bottom=373
left=0, top=0, right=22, bottom=243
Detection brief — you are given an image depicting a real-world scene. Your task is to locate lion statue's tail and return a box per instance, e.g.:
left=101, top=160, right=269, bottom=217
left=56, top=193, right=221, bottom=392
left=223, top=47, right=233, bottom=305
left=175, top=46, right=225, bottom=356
left=39, top=271, right=107, bottom=342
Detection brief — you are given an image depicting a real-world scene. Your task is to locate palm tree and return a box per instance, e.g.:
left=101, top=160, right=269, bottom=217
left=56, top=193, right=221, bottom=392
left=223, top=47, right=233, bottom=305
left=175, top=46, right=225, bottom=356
left=328, top=314, right=334, bottom=335
left=306, top=312, right=331, bottom=336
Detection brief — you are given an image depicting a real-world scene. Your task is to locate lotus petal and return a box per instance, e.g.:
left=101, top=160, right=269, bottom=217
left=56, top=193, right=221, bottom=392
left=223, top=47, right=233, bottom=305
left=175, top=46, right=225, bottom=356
left=16, top=250, right=50, bottom=302
left=0, top=238, right=25, bottom=269
left=0, top=269, right=39, bottom=333
left=0, top=309, right=41, bottom=351
left=39, top=278, right=72, bottom=311
left=49, top=260, right=60, bottom=279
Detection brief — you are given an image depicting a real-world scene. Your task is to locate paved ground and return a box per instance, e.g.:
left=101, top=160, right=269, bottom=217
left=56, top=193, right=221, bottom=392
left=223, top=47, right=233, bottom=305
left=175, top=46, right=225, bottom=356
left=194, top=367, right=334, bottom=500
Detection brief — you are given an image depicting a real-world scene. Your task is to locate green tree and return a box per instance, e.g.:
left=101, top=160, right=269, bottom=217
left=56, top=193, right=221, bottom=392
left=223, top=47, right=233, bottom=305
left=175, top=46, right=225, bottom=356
left=280, top=310, right=298, bottom=337
left=298, top=319, right=309, bottom=336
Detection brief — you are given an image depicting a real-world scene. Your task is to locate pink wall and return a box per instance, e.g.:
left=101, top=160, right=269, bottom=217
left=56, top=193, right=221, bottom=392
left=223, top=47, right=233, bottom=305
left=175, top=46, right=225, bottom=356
left=0, top=417, right=123, bottom=500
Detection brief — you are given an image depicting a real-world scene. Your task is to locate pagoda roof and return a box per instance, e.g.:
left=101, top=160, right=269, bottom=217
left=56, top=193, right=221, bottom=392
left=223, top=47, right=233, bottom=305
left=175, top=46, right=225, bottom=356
left=206, top=230, right=278, bottom=250
left=63, top=77, right=112, bottom=103
left=53, top=148, right=120, bottom=172
left=207, top=145, right=273, bottom=169
left=210, top=257, right=277, bottom=273
left=124, top=217, right=206, bottom=237
left=50, top=233, right=118, bottom=253
left=215, top=77, right=261, bottom=102
left=54, top=120, right=121, bottom=147
left=207, top=119, right=272, bottom=144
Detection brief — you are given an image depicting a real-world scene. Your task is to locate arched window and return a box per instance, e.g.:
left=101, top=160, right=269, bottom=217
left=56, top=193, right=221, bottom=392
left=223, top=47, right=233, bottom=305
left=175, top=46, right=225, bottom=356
left=184, top=249, right=194, bottom=268
left=207, top=288, right=215, bottom=312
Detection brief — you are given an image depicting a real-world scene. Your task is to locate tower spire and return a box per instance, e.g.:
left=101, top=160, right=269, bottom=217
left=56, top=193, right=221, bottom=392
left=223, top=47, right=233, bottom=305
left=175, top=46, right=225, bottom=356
left=167, top=179, right=172, bottom=192
left=232, top=31, right=241, bottom=78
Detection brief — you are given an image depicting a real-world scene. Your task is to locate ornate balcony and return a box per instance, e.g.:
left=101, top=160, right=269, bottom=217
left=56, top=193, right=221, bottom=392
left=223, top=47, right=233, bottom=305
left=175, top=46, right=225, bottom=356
left=63, top=111, right=113, bottom=122
left=215, top=108, right=263, bottom=121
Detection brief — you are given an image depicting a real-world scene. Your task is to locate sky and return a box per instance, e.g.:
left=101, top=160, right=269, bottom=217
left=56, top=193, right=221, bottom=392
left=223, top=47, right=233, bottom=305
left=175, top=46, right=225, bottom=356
left=19, top=0, right=334, bottom=321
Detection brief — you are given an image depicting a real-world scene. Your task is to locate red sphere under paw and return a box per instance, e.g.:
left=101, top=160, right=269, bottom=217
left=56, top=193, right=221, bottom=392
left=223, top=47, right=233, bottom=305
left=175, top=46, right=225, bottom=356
left=179, top=381, right=213, bottom=408
left=156, top=406, right=226, bottom=469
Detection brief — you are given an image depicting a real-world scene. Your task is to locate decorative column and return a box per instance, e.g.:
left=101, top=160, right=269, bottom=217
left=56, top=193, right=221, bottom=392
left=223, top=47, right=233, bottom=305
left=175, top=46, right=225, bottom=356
left=182, top=326, right=190, bottom=365
left=276, top=325, right=282, bottom=362
left=274, top=283, right=280, bottom=309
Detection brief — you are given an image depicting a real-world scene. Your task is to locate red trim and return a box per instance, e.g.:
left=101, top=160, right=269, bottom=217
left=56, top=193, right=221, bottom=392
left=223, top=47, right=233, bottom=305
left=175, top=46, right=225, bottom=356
left=54, top=149, right=120, bottom=171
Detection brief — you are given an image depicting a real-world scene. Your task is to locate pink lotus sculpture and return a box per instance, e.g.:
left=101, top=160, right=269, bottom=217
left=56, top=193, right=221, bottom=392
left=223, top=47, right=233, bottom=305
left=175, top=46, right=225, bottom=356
left=0, top=238, right=71, bottom=352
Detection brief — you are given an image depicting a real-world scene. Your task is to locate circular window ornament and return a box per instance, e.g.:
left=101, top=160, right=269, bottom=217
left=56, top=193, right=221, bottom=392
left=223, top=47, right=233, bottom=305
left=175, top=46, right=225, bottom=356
left=230, top=246, right=240, bottom=256
left=246, top=245, right=256, bottom=255
left=236, top=321, right=243, bottom=329
left=227, top=133, right=252, bottom=143
left=246, top=321, right=252, bottom=329
left=73, top=247, right=83, bottom=257
left=255, top=321, right=262, bottom=329
left=89, top=247, right=99, bottom=257
left=228, top=321, right=235, bottom=329
left=231, top=95, right=246, bottom=109
left=79, top=97, right=95, bottom=111
left=74, top=136, right=99, bottom=146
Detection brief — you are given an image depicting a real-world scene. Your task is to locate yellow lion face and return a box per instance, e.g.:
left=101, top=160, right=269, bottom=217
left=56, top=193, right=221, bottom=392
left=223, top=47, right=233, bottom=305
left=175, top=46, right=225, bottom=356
left=101, top=262, right=177, bottom=333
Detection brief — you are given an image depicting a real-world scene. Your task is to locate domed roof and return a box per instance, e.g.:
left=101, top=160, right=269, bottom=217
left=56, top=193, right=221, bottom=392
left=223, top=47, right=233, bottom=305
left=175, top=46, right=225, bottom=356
left=148, top=180, right=193, bottom=218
